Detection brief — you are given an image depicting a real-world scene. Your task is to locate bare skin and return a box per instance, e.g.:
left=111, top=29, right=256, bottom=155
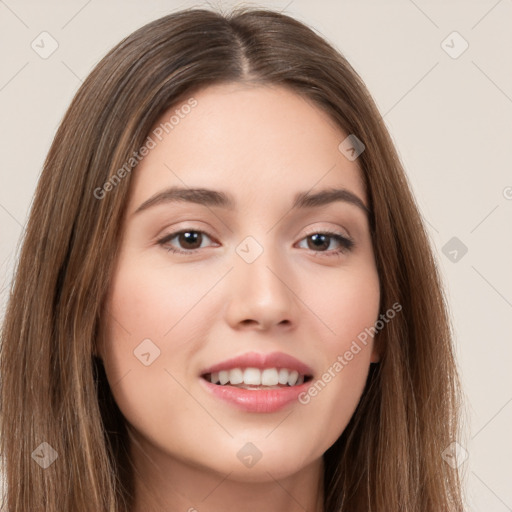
left=98, top=82, right=380, bottom=512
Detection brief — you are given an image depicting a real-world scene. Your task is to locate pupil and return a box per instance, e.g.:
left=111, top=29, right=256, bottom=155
left=180, top=231, right=201, bottom=249
left=309, top=233, right=329, bottom=251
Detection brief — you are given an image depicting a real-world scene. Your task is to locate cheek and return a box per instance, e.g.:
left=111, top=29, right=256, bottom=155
left=103, top=254, right=221, bottom=349
left=98, top=254, right=226, bottom=413
left=98, top=261, right=210, bottom=453
left=308, top=263, right=380, bottom=345
left=295, top=265, right=379, bottom=440
left=295, top=334, right=376, bottom=461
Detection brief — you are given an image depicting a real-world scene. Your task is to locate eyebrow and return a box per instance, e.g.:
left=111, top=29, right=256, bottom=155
left=133, top=186, right=370, bottom=216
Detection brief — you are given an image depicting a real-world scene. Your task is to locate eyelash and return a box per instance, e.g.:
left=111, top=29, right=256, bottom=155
left=157, top=228, right=355, bottom=257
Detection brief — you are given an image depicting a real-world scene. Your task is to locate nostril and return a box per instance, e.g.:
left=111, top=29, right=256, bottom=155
left=240, top=319, right=257, bottom=326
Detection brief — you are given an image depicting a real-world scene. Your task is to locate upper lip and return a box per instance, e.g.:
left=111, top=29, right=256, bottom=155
left=200, top=351, right=314, bottom=377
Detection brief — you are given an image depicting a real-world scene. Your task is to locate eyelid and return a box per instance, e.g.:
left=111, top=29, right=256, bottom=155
left=298, top=219, right=352, bottom=237
left=300, top=225, right=351, bottom=241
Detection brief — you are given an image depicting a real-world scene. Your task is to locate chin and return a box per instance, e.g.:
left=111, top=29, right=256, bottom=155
left=198, top=437, right=320, bottom=482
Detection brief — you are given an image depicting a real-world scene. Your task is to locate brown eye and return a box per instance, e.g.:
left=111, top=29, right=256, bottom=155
left=177, top=231, right=203, bottom=249
left=297, top=231, right=354, bottom=255
left=307, top=233, right=330, bottom=251
left=158, top=229, right=216, bottom=254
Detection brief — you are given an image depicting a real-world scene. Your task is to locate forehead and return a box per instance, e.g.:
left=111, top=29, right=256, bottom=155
left=127, top=82, right=366, bottom=211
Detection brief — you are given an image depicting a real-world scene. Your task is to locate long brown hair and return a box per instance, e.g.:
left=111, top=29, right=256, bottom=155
left=0, top=7, right=465, bottom=511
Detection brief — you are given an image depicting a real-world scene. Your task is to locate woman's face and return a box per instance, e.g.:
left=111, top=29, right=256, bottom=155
left=99, top=82, right=380, bottom=482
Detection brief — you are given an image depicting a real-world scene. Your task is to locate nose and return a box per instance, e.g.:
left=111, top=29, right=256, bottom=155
left=223, top=243, right=299, bottom=331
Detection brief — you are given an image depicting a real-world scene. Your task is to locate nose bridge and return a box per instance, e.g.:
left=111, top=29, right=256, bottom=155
left=235, top=233, right=290, bottom=296
left=225, top=232, right=298, bottom=328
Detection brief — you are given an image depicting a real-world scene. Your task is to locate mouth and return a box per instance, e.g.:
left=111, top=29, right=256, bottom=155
left=198, top=351, right=315, bottom=412
left=201, top=367, right=314, bottom=390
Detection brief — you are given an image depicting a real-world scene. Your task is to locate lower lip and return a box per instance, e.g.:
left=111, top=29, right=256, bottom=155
left=199, top=378, right=312, bottom=413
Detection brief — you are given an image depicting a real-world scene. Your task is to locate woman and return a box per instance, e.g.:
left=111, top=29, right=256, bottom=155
left=0, top=7, right=465, bottom=511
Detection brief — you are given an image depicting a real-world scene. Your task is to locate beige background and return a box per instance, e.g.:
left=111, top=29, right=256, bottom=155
left=1, top=0, right=511, bottom=509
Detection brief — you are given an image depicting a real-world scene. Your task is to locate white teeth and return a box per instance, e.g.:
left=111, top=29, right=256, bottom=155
left=218, top=370, right=229, bottom=385
left=278, top=368, right=289, bottom=385
left=229, top=368, right=243, bottom=385
left=261, top=368, right=279, bottom=386
left=243, top=368, right=261, bottom=385
left=207, top=367, right=308, bottom=387
left=287, top=370, right=299, bottom=386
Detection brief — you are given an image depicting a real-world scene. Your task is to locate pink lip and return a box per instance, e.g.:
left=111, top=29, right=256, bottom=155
left=199, top=351, right=314, bottom=413
left=199, top=378, right=312, bottom=413
left=199, top=351, right=314, bottom=376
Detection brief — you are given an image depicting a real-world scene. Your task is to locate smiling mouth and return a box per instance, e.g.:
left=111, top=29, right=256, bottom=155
left=201, top=367, right=313, bottom=389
